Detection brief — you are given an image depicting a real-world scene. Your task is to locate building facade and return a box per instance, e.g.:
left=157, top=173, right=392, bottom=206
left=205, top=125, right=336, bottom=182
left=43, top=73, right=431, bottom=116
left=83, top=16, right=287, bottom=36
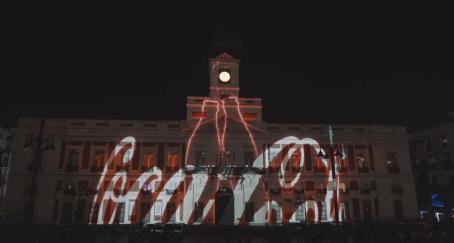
left=0, top=125, right=14, bottom=219
left=5, top=53, right=418, bottom=225
left=409, top=120, right=454, bottom=220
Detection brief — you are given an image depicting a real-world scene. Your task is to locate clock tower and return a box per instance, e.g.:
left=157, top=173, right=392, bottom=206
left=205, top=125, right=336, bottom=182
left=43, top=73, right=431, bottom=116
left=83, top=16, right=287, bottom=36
left=208, top=52, right=240, bottom=99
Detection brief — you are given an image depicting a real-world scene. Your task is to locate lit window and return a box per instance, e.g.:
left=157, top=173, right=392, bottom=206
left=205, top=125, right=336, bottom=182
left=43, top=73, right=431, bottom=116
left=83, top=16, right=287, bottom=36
left=143, top=153, right=154, bottom=169
left=167, top=152, right=178, bottom=169
left=356, top=153, right=367, bottom=168
left=441, top=134, right=448, bottom=147
left=94, top=150, right=105, bottom=168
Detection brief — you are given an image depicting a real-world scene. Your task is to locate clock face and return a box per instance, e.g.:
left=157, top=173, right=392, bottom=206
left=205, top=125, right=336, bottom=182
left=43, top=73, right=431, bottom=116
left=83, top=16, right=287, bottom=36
left=219, top=71, right=231, bottom=82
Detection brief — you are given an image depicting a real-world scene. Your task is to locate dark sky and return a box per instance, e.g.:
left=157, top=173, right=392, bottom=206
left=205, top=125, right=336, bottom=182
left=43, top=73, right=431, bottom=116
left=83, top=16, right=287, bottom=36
left=2, top=6, right=453, bottom=131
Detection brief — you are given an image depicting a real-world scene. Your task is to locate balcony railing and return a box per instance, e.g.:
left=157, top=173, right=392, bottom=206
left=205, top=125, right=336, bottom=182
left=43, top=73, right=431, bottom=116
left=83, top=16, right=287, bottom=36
left=341, top=188, right=349, bottom=195
left=337, top=167, right=348, bottom=173
left=116, top=165, right=129, bottom=171
left=141, top=165, right=153, bottom=172
left=65, top=164, right=79, bottom=173
left=360, top=188, right=372, bottom=194
left=270, top=188, right=281, bottom=195
left=358, top=166, right=370, bottom=173
left=388, top=166, right=400, bottom=174
left=314, top=167, right=327, bottom=173
left=90, top=165, right=103, bottom=172
left=316, top=188, right=327, bottom=194
left=28, top=163, right=42, bottom=172
left=166, top=166, right=179, bottom=172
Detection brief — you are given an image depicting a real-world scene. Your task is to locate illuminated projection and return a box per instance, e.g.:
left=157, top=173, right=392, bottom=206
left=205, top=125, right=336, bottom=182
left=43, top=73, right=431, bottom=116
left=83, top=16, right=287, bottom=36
left=89, top=97, right=348, bottom=225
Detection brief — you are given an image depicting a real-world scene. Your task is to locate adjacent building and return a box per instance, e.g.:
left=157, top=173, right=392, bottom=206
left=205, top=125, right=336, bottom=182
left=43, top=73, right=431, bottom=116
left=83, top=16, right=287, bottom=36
left=5, top=53, right=418, bottom=225
left=0, top=125, right=13, bottom=219
left=409, top=118, right=454, bottom=219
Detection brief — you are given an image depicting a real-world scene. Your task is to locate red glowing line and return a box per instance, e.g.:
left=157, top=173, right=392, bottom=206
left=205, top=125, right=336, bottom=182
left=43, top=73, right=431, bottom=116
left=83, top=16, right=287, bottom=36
left=209, top=86, right=240, bottom=91
left=214, top=101, right=223, bottom=152
left=185, top=99, right=217, bottom=165
left=186, top=104, right=263, bottom=109
left=231, top=96, right=259, bottom=157
left=220, top=99, right=227, bottom=151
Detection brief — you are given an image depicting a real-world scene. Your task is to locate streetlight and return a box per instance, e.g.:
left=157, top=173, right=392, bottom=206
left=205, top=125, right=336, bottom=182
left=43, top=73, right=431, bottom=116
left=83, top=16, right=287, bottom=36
left=22, top=118, right=55, bottom=224
left=317, top=125, right=342, bottom=225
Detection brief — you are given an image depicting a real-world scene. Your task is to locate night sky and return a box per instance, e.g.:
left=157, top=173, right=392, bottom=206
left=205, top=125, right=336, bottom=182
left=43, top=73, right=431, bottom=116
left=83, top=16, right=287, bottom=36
left=2, top=6, right=453, bottom=131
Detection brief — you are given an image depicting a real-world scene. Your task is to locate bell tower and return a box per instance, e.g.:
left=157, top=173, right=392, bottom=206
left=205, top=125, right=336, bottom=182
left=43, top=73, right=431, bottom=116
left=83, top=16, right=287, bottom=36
left=208, top=52, right=240, bottom=99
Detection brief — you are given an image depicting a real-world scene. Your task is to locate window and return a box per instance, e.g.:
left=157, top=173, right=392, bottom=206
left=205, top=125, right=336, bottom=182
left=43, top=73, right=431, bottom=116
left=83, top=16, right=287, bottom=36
left=52, top=199, right=60, bottom=222
left=78, top=180, right=88, bottom=192
left=76, top=199, right=86, bottom=222
left=320, top=202, right=327, bottom=221
left=425, top=138, right=431, bottom=150
left=167, top=151, right=178, bottom=170
left=195, top=151, right=206, bottom=166
left=352, top=198, right=360, bottom=219
left=386, top=152, right=397, bottom=165
left=350, top=181, right=359, bottom=191
left=94, top=150, right=105, bottom=169
left=56, top=180, right=63, bottom=192
left=290, top=150, right=301, bottom=172
left=356, top=153, right=367, bottom=168
left=371, top=180, right=377, bottom=190
left=143, top=153, right=154, bottom=169
left=244, top=151, right=254, bottom=166
left=245, top=202, right=254, bottom=222
left=141, top=202, right=150, bottom=224
left=295, top=203, right=305, bottom=222
left=305, top=181, right=315, bottom=191
left=68, top=149, right=80, bottom=167
left=154, top=200, right=162, bottom=222
left=194, top=202, right=204, bottom=223
left=394, top=200, right=404, bottom=219
left=62, top=201, right=73, bottom=223
left=441, top=134, right=448, bottom=147
left=270, top=201, right=281, bottom=223
left=118, top=202, right=125, bottom=223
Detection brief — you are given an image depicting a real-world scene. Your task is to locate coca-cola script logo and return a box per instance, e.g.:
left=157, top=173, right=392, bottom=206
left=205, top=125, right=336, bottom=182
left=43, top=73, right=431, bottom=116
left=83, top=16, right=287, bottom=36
left=89, top=136, right=346, bottom=225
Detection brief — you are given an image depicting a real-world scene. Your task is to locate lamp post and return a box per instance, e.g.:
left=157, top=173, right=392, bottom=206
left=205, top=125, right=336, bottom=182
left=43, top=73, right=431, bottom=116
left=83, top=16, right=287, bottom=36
left=317, top=125, right=340, bottom=225
left=22, top=118, right=55, bottom=224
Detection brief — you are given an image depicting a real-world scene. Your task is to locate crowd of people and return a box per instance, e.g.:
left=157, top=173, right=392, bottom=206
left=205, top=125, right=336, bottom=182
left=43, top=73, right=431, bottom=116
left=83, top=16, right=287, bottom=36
left=0, top=220, right=452, bottom=243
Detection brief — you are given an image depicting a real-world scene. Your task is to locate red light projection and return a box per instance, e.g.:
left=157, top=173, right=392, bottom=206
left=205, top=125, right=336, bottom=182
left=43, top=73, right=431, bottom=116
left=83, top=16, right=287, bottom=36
left=89, top=97, right=350, bottom=225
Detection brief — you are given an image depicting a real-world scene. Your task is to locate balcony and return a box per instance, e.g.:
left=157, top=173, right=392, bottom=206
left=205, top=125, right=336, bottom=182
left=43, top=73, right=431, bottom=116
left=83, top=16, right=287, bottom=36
left=387, top=166, right=400, bottom=174
left=270, top=188, right=281, bottom=195
left=116, top=165, right=129, bottom=171
left=90, top=165, right=103, bottom=172
left=341, top=188, right=349, bottom=195
left=268, top=166, right=279, bottom=173
left=65, top=164, right=78, bottom=173
left=141, top=165, right=153, bottom=172
left=337, top=167, right=348, bottom=173
left=27, top=163, right=42, bottom=172
left=166, top=166, right=179, bottom=173
left=358, top=166, right=370, bottom=173
left=314, top=166, right=327, bottom=173
left=293, top=188, right=304, bottom=194
left=165, top=188, right=177, bottom=194
left=62, top=187, right=76, bottom=196
left=316, top=188, right=327, bottom=194
left=360, top=188, right=372, bottom=194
